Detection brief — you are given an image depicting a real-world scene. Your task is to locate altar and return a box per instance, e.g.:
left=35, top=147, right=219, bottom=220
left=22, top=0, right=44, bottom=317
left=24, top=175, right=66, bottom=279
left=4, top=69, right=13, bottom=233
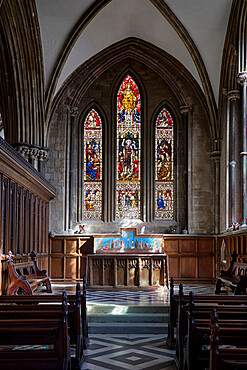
left=88, top=228, right=168, bottom=289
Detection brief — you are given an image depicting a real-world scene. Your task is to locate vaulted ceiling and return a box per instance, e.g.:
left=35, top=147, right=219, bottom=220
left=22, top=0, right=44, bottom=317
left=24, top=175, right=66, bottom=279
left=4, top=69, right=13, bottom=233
left=36, top=0, right=232, bottom=106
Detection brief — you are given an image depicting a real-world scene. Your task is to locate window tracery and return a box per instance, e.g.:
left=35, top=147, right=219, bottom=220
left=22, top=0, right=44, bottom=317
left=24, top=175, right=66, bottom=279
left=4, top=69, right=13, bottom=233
left=116, top=75, right=141, bottom=219
left=83, top=109, right=102, bottom=219
left=155, top=107, right=174, bottom=219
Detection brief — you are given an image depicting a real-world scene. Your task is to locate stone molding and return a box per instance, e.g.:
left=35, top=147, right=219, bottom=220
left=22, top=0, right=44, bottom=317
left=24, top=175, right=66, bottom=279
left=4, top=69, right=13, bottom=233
left=237, top=72, right=247, bottom=85
left=229, top=160, right=237, bottom=167
left=180, top=105, right=192, bottom=115
left=211, top=150, right=221, bottom=162
left=70, top=106, right=79, bottom=117
left=0, top=137, right=55, bottom=194
left=14, top=142, right=49, bottom=162
left=227, top=90, right=240, bottom=101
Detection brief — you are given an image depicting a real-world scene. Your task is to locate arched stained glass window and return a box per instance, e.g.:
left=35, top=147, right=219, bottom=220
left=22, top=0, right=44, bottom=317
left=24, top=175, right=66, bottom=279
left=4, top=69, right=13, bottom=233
left=116, top=75, right=141, bottom=219
left=155, top=107, right=174, bottom=219
left=83, top=109, right=102, bottom=219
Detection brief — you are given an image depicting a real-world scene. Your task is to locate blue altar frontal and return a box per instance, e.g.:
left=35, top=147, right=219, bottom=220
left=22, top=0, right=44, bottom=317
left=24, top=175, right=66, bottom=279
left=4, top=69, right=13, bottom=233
left=94, top=228, right=164, bottom=254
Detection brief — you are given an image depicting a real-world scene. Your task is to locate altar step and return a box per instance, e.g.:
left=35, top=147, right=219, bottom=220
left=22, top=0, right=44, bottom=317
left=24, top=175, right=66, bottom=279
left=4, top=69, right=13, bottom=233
left=87, top=304, right=169, bottom=334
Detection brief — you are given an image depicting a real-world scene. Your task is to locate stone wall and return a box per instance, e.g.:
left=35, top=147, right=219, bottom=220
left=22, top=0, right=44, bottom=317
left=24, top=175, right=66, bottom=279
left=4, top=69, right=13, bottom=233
left=42, top=51, right=214, bottom=235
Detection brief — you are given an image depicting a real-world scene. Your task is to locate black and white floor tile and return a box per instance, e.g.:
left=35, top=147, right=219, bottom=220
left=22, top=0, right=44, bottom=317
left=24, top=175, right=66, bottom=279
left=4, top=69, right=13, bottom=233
left=81, top=334, right=175, bottom=370
left=50, top=283, right=216, bottom=369
left=85, top=284, right=215, bottom=306
left=86, top=288, right=169, bottom=306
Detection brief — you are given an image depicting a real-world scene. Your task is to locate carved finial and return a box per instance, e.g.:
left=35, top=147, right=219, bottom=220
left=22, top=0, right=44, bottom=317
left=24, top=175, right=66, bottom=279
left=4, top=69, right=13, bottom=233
left=6, top=251, right=14, bottom=260
left=30, top=250, right=36, bottom=261
left=170, top=277, right=174, bottom=296
left=179, top=283, right=183, bottom=298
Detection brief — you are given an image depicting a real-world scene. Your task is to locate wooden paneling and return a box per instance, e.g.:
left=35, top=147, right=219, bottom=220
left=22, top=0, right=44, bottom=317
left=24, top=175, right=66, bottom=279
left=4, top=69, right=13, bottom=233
left=199, top=255, right=214, bottom=278
left=180, top=239, right=196, bottom=253
left=164, top=239, right=179, bottom=253
left=181, top=256, right=197, bottom=278
left=164, top=236, right=215, bottom=282
left=50, top=235, right=216, bottom=283
left=49, top=236, right=93, bottom=282
left=0, top=139, right=55, bottom=294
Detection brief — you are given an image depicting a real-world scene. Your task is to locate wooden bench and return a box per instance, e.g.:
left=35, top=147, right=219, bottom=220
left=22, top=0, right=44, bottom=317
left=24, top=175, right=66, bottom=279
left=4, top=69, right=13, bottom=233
left=215, top=251, right=247, bottom=294
left=0, top=292, right=70, bottom=370
left=0, top=279, right=88, bottom=369
left=183, top=302, right=247, bottom=370
left=6, top=251, right=52, bottom=295
left=210, top=310, right=247, bottom=370
left=167, top=278, right=247, bottom=350
left=172, top=285, right=247, bottom=369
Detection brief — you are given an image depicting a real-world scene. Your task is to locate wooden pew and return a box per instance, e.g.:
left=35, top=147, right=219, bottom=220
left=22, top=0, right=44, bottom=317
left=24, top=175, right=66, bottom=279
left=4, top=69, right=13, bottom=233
left=174, top=287, right=247, bottom=369
left=210, top=310, right=247, bottom=370
left=6, top=251, right=52, bottom=295
left=167, top=278, right=247, bottom=350
left=182, top=299, right=247, bottom=370
left=0, top=280, right=88, bottom=369
left=0, top=292, right=70, bottom=370
left=216, top=251, right=247, bottom=294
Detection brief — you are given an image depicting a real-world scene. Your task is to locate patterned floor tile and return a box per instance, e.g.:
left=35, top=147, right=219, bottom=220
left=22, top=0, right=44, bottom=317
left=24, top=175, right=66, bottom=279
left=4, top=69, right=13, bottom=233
left=81, top=335, right=175, bottom=370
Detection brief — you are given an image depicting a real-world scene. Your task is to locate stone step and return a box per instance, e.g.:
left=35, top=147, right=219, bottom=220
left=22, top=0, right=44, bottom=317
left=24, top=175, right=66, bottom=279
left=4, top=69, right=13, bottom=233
left=89, top=322, right=168, bottom=334
left=87, top=304, right=169, bottom=314
left=88, top=312, right=168, bottom=323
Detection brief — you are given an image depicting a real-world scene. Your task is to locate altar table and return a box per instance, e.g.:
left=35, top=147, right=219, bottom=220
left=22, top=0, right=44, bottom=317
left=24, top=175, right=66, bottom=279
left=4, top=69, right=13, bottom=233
left=87, top=253, right=169, bottom=289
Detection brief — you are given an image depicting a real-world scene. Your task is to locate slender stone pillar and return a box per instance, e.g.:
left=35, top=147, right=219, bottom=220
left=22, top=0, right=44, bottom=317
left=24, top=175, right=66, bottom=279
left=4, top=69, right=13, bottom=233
left=211, top=151, right=221, bottom=235
left=237, top=72, right=247, bottom=225
left=68, top=106, right=78, bottom=233
left=227, top=90, right=240, bottom=225
left=180, top=105, right=192, bottom=233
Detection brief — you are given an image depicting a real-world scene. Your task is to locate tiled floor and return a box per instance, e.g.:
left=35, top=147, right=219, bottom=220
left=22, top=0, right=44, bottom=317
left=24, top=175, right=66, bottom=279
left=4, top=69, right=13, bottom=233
left=85, top=284, right=215, bottom=306
left=52, top=283, right=215, bottom=369
left=81, top=334, right=175, bottom=370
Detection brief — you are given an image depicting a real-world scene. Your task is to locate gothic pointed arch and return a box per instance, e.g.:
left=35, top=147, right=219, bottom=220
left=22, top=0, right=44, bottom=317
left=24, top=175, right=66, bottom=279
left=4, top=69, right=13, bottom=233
left=116, top=74, right=142, bottom=220
left=78, top=102, right=107, bottom=222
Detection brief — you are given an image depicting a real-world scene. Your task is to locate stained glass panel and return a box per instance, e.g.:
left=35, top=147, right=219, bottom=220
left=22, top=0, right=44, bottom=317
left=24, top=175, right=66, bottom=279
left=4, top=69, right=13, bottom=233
left=83, top=109, right=102, bottom=219
left=116, top=76, right=141, bottom=219
left=155, top=108, right=174, bottom=219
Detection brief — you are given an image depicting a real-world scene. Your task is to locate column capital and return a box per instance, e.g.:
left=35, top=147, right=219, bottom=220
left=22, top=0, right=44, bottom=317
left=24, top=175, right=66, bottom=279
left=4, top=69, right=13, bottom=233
left=227, top=90, right=240, bottom=101
left=211, top=150, right=221, bottom=162
left=14, top=143, right=49, bottom=161
left=70, top=106, right=79, bottom=117
left=237, top=71, right=247, bottom=85
left=229, top=160, right=237, bottom=167
left=180, top=105, right=192, bottom=115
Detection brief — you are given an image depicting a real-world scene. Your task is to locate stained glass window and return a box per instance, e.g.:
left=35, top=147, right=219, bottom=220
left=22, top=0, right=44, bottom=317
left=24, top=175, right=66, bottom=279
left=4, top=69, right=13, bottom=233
left=83, top=109, right=102, bottom=219
left=155, top=107, right=174, bottom=219
left=116, top=76, right=141, bottom=219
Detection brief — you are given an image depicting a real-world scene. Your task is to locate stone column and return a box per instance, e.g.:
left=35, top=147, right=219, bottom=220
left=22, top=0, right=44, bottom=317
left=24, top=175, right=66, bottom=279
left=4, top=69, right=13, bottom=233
left=68, top=106, right=78, bottom=233
left=180, top=105, right=192, bottom=233
left=227, top=90, right=240, bottom=226
left=237, top=72, right=247, bottom=225
left=211, top=151, right=221, bottom=235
